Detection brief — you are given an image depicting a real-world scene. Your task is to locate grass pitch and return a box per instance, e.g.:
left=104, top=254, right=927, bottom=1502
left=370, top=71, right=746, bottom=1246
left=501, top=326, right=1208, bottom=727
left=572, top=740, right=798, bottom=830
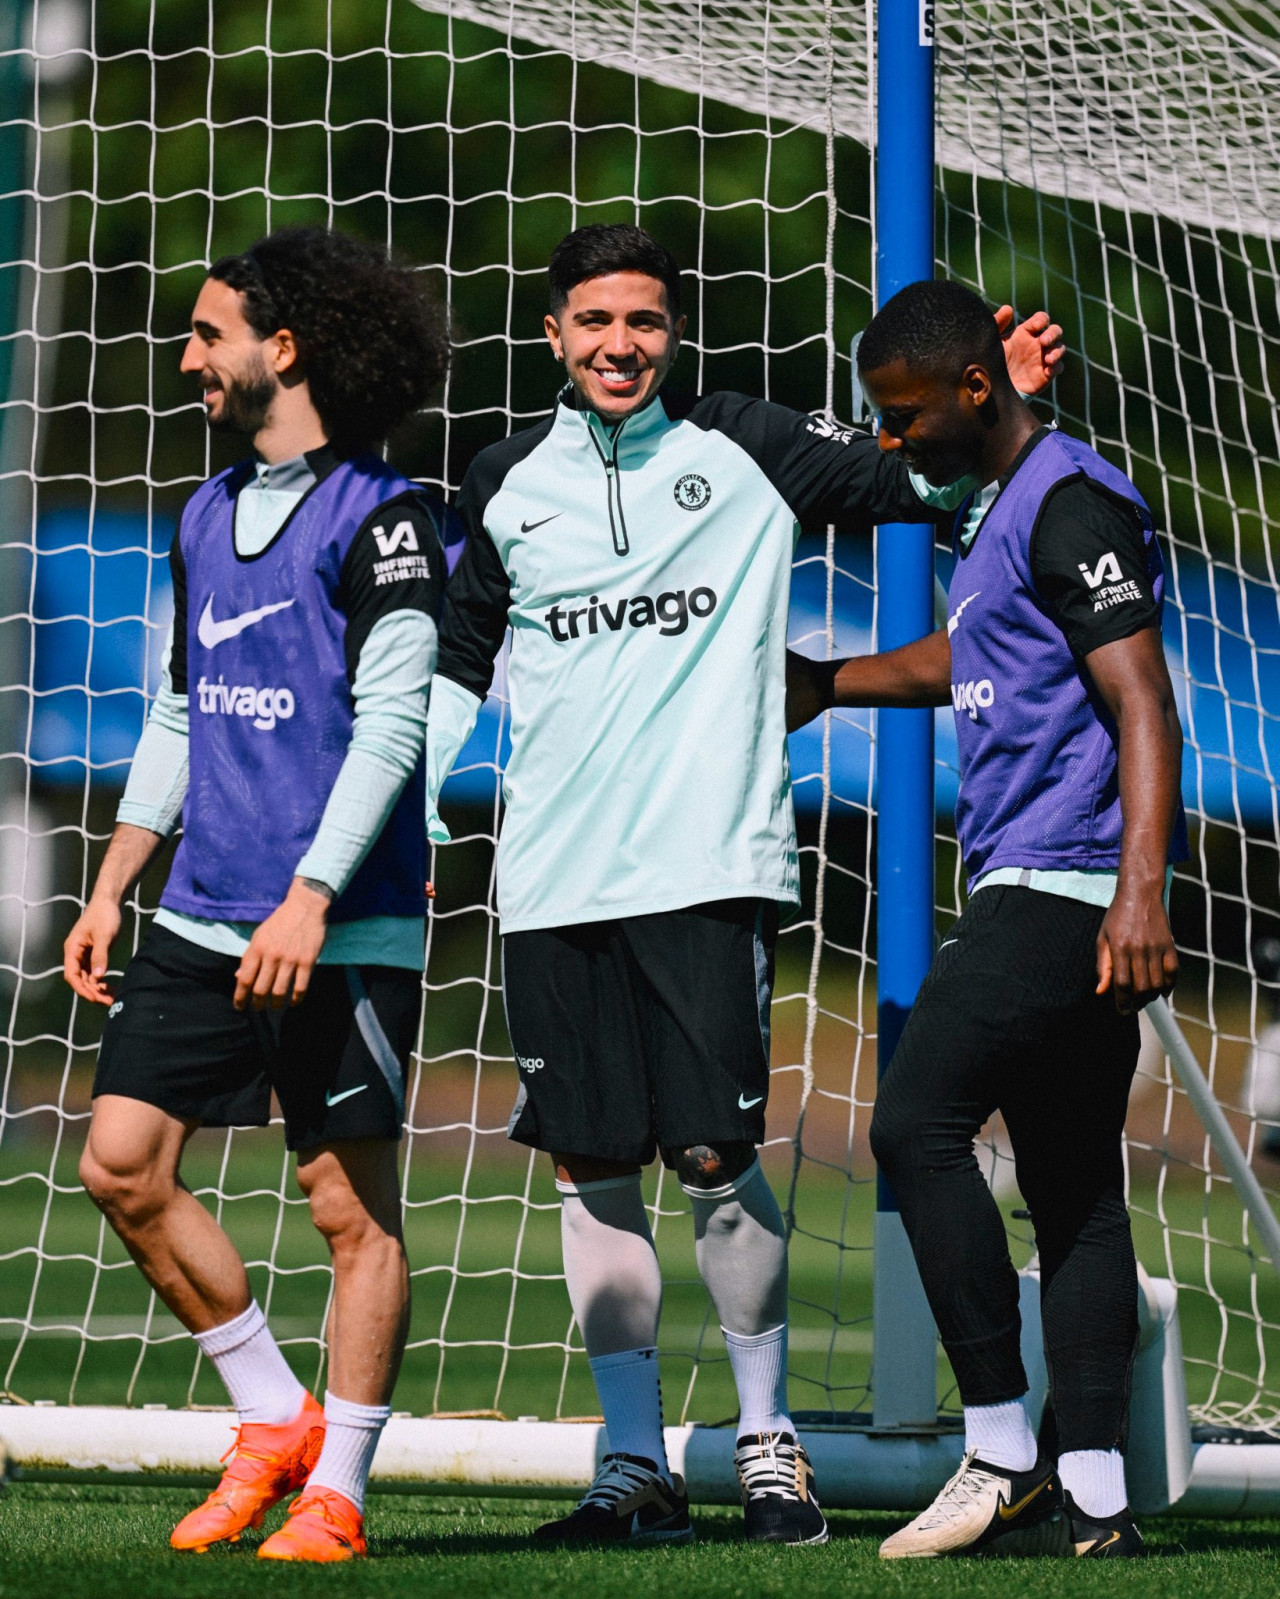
left=2, top=1483, right=1279, bottom=1599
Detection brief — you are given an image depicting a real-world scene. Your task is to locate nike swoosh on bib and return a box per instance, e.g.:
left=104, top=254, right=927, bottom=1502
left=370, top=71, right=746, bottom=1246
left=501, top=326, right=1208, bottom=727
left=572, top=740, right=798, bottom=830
left=738, top=1093, right=764, bottom=1110
left=947, top=590, right=982, bottom=636
left=325, top=1084, right=368, bottom=1107
left=198, top=594, right=296, bottom=649
left=520, top=514, right=562, bottom=533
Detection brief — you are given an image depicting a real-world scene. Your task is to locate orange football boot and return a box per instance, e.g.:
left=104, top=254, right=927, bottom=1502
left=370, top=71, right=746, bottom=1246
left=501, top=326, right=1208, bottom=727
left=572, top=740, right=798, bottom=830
left=257, top=1484, right=367, bottom=1561
left=169, top=1391, right=326, bottom=1552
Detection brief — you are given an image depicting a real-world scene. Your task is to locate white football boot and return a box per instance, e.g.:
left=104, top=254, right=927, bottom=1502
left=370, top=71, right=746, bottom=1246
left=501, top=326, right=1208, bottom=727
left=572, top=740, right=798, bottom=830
left=879, top=1450, right=1063, bottom=1559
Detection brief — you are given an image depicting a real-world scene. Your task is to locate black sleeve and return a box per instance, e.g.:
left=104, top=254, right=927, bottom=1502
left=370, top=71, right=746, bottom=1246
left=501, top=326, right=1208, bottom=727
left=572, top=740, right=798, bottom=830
left=679, top=391, right=947, bottom=533
left=435, top=466, right=513, bottom=701
left=167, top=531, right=188, bottom=695
left=336, top=491, right=448, bottom=687
left=1030, top=477, right=1162, bottom=657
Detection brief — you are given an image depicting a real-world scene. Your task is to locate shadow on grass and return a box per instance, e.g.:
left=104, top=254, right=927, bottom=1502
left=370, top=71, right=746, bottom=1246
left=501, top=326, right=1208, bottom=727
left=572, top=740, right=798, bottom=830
left=372, top=1513, right=896, bottom=1558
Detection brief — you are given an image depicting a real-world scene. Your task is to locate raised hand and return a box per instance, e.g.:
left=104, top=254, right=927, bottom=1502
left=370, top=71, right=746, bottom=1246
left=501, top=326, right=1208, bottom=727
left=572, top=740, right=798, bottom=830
left=995, top=304, right=1065, bottom=397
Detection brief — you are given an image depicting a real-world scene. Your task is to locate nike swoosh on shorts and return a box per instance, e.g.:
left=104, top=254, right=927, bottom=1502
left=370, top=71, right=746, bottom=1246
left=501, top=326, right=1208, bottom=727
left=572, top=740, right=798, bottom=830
left=197, top=594, right=296, bottom=649
left=738, top=1093, right=764, bottom=1110
left=325, top=1084, right=369, bottom=1107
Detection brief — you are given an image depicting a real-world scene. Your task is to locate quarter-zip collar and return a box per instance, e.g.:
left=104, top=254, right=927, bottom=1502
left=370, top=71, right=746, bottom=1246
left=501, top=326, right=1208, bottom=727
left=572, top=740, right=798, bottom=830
left=552, top=385, right=675, bottom=558
left=552, top=383, right=674, bottom=448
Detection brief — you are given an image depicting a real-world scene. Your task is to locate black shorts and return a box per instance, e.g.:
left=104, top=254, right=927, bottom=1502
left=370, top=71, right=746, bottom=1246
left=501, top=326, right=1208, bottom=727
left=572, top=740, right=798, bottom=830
left=501, top=898, right=778, bottom=1165
left=93, top=923, right=421, bottom=1151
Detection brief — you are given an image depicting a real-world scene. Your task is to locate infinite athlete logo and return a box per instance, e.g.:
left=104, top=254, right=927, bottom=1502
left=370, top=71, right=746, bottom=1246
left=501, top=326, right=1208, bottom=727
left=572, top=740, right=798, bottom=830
left=1078, top=550, right=1142, bottom=613
left=196, top=674, right=297, bottom=731
left=804, top=417, right=856, bottom=446
left=545, top=586, right=718, bottom=642
left=1078, top=551, right=1122, bottom=589
left=372, top=520, right=419, bottom=557
left=673, top=474, right=712, bottom=511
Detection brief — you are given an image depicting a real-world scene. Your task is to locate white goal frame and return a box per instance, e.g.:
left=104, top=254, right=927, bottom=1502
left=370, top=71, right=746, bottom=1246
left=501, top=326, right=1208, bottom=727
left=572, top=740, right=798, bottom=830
left=2, top=0, right=1280, bottom=1515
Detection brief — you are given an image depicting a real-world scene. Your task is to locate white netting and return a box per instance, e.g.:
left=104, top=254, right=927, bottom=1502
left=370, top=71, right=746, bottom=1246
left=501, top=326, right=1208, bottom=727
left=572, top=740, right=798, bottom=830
left=0, top=0, right=1277, bottom=1442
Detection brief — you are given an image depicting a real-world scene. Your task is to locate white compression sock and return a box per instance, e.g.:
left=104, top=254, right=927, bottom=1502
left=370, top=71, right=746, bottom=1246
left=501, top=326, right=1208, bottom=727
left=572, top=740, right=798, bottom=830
left=963, top=1399, right=1038, bottom=1472
left=558, top=1174, right=664, bottom=1355
left=193, top=1301, right=306, bottom=1426
left=306, top=1392, right=391, bottom=1514
left=558, top=1174, right=669, bottom=1477
left=685, top=1160, right=792, bottom=1437
left=588, top=1347, right=669, bottom=1476
left=1058, top=1448, right=1128, bottom=1517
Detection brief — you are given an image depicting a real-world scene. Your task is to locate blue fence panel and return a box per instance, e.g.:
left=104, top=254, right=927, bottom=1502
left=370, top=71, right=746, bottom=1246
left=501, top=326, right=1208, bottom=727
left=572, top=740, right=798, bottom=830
left=28, top=509, right=174, bottom=787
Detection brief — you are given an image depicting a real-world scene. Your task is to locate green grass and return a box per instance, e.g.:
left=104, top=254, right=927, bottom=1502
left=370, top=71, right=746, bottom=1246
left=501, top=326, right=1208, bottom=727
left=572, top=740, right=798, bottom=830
left=1, top=1484, right=1279, bottom=1599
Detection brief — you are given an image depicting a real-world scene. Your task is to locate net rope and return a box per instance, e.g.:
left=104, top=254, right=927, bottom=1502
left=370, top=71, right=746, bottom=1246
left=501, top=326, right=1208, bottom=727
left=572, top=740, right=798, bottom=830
left=0, top=0, right=1276, bottom=1438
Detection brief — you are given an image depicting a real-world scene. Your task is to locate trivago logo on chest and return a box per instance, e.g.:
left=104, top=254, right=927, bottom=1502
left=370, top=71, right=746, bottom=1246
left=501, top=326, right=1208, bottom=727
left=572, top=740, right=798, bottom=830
left=545, top=586, right=718, bottom=642
left=196, top=675, right=297, bottom=731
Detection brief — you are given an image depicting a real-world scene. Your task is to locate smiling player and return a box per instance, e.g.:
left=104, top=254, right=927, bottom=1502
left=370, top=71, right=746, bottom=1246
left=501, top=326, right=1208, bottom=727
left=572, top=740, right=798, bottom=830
left=64, top=225, right=458, bottom=1561
left=424, top=223, right=1063, bottom=1544
left=790, top=278, right=1187, bottom=1560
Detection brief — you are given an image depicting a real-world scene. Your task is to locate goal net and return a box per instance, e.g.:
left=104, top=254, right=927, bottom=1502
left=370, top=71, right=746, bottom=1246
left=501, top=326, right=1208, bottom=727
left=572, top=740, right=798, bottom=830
left=1, top=0, right=1278, bottom=1496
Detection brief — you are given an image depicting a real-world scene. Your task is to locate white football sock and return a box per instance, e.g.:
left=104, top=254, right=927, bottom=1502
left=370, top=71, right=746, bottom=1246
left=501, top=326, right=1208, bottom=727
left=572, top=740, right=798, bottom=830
left=588, top=1347, right=670, bottom=1479
left=193, top=1300, right=306, bottom=1426
left=963, top=1398, right=1038, bottom=1472
left=306, top=1392, right=391, bottom=1514
left=558, top=1174, right=663, bottom=1355
left=685, top=1160, right=792, bottom=1434
left=1058, top=1448, right=1128, bottom=1518
left=723, top=1323, right=790, bottom=1438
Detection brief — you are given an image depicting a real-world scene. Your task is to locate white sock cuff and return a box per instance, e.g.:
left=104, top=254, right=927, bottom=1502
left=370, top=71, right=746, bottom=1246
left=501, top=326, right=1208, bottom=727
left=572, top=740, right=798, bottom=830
left=1058, top=1448, right=1128, bottom=1517
left=192, top=1300, right=264, bottom=1359
left=324, top=1391, right=392, bottom=1430
left=556, top=1173, right=643, bottom=1197
left=722, top=1321, right=786, bottom=1350
left=589, top=1345, right=658, bottom=1374
left=681, top=1157, right=762, bottom=1202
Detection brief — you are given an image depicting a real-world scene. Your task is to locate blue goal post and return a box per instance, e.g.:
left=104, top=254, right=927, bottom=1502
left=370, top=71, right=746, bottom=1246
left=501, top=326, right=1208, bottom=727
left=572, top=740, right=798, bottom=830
left=870, top=0, right=943, bottom=1430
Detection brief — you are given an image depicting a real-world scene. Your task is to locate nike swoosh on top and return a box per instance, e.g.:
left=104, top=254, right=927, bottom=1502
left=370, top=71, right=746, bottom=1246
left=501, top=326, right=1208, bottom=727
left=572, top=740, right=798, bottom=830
left=325, top=1084, right=368, bottom=1107
left=520, top=514, right=562, bottom=533
left=738, top=1093, right=764, bottom=1110
left=197, top=594, right=296, bottom=649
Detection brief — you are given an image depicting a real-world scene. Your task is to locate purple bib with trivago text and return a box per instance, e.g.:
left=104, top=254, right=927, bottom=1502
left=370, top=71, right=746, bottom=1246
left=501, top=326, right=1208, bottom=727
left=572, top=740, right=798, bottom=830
left=162, top=455, right=438, bottom=924
left=947, top=429, right=1188, bottom=882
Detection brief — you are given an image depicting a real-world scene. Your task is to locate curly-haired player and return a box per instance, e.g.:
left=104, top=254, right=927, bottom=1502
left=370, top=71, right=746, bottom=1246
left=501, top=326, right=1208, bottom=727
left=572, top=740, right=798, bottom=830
left=207, top=225, right=450, bottom=455
left=64, top=226, right=459, bottom=1562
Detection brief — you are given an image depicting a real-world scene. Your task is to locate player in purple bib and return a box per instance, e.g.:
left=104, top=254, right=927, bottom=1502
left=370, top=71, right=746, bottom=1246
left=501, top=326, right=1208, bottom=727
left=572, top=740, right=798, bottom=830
left=62, top=227, right=458, bottom=1560
left=789, top=280, right=1186, bottom=1560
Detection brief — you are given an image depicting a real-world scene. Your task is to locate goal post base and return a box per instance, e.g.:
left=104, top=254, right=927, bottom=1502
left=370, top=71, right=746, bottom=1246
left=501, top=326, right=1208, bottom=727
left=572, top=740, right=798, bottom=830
left=4, top=1379, right=1279, bottom=1512
left=1127, top=1272, right=1280, bottom=1516
left=0, top=1405, right=965, bottom=1508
